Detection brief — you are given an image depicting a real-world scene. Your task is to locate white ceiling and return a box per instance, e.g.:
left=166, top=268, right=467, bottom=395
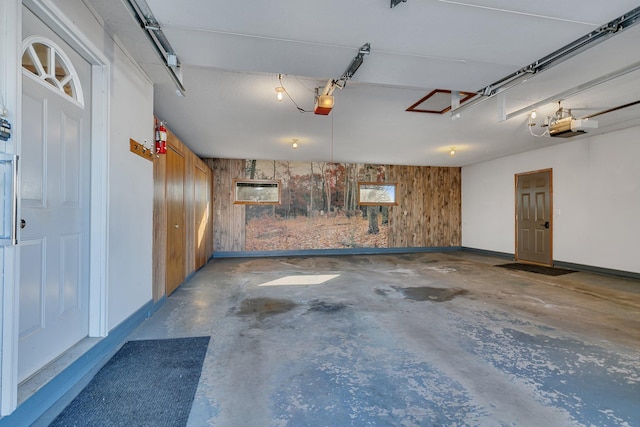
left=85, top=0, right=640, bottom=166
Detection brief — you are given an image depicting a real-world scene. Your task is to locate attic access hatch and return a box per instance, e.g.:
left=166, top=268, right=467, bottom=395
left=406, top=89, right=476, bottom=114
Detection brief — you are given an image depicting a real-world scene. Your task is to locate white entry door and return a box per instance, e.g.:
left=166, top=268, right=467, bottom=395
left=18, top=7, right=92, bottom=383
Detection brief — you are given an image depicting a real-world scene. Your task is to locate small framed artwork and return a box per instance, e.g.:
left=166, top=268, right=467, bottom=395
left=234, top=180, right=281, bottom=204
left=358, top=182, right=398, bottom=206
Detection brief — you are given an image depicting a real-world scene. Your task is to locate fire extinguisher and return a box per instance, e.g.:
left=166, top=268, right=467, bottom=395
left=155, top=120, right=167, bottom=154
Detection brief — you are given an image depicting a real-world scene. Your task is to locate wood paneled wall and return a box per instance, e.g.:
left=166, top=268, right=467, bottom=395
left=203, top=158, right=246, bottom=252
left=204, top=159, right=461, bottom=252
left=387, top=165, right=461, bottom=247
left=153, top=126, right=213, bottom=300
left=152, top=141, right=167, bottom=301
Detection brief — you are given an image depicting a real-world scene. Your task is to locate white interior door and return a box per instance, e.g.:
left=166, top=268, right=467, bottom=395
left=18, top=6, right=92, bottom=383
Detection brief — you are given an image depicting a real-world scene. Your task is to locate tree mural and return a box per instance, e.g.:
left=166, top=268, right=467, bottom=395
left=244, top=160, right=389, bottom=250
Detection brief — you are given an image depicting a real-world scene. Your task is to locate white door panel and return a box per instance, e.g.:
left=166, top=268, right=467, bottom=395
left=17, top=238, right=45, bottom=339
left=18, top=6, right=91, bottom=383
left=20, top=93, right=45, bottom=206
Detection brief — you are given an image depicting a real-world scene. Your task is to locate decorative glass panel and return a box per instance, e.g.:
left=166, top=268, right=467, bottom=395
left=21, top=37, right=84, bottom=107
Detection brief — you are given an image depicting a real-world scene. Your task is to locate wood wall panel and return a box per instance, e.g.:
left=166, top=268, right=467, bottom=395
left=203, top=159, right=461, bottom=252
left=388, top=165, right=461, bottom=247
left=166, top=144, right=186, bottom=295
left=204, top=158, right=246, bottom=252
left=194, top=163, right=211, bottom=268
left=181, top=139, right=194, bottom=274
left=153, top=125, right=213, bottom=299
left=152, top=141, right=167, bottom=301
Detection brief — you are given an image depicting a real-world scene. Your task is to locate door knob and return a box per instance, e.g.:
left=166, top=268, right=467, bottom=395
left=20, top=219, right=26, bottom=229
left=543, top=221, right=550, bottom=229
left=174, top=224, right=179, bottom=228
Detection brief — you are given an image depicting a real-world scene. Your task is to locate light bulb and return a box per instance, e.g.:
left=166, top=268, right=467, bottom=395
left=530, top=111, right=537, bottom=119
left=450, top=147, right=456, bottom=156
left=292, top=138, right=299, bottom=149
left=275, top=87, right=285, bottom=101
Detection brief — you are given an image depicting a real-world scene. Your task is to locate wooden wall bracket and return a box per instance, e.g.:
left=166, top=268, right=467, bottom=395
left=130, top=138, right=155, bottom=161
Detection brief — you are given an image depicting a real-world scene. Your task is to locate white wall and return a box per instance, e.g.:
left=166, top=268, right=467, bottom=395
left=106, top=45, right=155, bottom=328
left=462, top=125, right=640, bottom=274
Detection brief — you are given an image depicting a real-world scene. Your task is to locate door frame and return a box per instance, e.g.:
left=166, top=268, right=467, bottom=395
left=514, top=168, right=553, bottom=266
left=1, top=0, right=110, bottom=415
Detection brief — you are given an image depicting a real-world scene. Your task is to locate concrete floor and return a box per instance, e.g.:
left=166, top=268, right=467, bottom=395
left=129, top=252, right=640, bottom=426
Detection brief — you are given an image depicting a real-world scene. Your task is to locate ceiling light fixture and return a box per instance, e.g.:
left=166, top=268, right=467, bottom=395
left=450, top=147, right=456, bottom=156
left=528, top=109, right=550, bottom=138
left=276, top=74, right=313, bottom=113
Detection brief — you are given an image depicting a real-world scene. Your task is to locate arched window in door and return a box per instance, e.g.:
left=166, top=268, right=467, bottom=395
left=21, top=36, right=85, bottom=107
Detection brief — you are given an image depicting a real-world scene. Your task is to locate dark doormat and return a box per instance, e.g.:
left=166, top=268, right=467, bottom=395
left=50, top=336, right=210, bottom=427
left=496, top=263, right=577, bottom=276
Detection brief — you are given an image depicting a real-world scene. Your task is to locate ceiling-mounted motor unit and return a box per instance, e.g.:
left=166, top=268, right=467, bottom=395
left=549, top=117, right=598, bottom=138
left=313, top=43, right=370, bottom=115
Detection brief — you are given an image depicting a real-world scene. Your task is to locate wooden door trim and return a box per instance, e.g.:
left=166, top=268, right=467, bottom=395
left=515, top=168, right=553, bottom=266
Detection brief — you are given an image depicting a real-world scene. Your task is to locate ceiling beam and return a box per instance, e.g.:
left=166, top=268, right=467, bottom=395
left=503, top=60, right=640, bottom=121
left=451, top=5, right=640, bottom=117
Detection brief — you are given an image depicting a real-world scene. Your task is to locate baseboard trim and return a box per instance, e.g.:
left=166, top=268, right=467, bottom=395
left=461, top=246, right=515, bottom=260
left=213, top=246, right=462, bottom=258
left=553, top=260, right=640, bottom=280
left=462, top=247, right=639, bottom=280
left=0, top=297, right=166, bottom=427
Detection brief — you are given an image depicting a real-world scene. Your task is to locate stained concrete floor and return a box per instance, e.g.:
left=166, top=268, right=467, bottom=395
left=128, top=252, right=640, bottom=426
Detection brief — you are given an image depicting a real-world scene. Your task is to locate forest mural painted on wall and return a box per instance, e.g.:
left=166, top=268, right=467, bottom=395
left=243, top=160, right=391, bottom=251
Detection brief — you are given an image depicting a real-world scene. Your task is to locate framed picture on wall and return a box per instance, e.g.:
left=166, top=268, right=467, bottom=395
left=357, top=182, right=398, bottom=206
left=234, top=179, right=281, bottom=204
